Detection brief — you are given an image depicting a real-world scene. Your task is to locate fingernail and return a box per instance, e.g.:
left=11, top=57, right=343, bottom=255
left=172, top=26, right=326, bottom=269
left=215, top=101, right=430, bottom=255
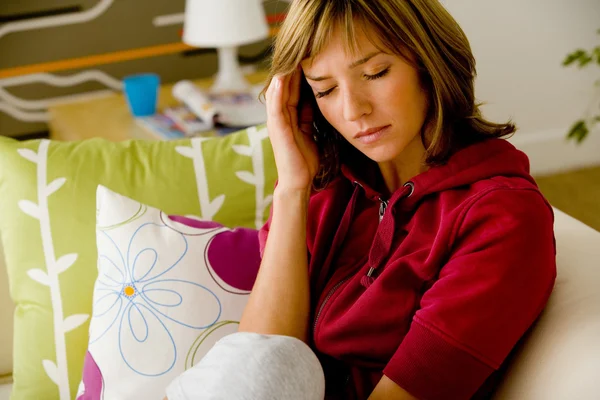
left=275, top=77, right=281, bottom=90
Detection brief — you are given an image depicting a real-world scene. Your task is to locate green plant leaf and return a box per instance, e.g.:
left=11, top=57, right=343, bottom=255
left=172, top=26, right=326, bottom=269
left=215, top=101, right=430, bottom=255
left=567, top=120, right=589, bottom=144
left=563, top=49, right=588, bottom=66
left=564, top=29, right=598, bottom=144
left=579, top=54, right=594, bottom=68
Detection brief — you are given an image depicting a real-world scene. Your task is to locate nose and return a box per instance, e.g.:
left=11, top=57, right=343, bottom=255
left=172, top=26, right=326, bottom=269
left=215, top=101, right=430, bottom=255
left=342, top=90, right=371, bottom=122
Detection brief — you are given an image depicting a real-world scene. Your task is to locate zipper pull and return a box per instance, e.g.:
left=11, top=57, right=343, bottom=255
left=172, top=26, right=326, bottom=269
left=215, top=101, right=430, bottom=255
left=366, top=198, right=388, bottom=289
left=360, top=267, right=376, bottom=288
left=378, top=198, right=388, bottom=223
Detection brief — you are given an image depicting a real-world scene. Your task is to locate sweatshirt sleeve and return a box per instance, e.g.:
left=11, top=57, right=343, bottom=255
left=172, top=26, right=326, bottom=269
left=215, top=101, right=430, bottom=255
left=383, top=188, right=557, bottom=400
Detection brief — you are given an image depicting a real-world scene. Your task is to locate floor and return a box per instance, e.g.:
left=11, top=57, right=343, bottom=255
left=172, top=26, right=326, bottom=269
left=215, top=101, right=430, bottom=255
left=535, top=166, right=600, bottom=232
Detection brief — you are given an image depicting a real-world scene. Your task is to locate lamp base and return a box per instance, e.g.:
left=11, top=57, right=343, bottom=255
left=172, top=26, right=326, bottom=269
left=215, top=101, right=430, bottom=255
left=209, top=47, right=266, bottom=127
left=211, top=47, right=251, bottom=94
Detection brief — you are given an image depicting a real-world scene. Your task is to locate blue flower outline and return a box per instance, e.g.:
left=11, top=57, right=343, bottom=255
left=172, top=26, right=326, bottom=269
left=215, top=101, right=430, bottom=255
left=90, top=222, right=222, bottom=376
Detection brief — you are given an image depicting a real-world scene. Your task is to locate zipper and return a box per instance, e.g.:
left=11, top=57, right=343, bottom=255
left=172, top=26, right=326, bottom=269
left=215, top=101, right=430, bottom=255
left=362, top=198, right=389, bottom=281
left=313, top=276, right=351, bottom=333
left=313, top=182, right=363, bottom=334
left=313, top=196, right=387, bottom=334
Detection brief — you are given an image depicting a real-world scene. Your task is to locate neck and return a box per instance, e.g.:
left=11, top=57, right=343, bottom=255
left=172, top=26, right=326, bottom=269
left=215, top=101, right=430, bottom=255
left=378, top=134, right=429, bottom=193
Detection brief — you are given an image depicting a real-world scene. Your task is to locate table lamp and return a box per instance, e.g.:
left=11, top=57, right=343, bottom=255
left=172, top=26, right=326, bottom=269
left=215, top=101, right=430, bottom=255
left=182, top=0, right=269, bottom=95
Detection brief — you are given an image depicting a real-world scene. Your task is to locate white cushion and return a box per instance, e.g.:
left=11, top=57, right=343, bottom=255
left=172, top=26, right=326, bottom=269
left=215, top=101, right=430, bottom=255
left=493, top=207, right=600, bottom=399
left=78, top=186, right=258, bottom=399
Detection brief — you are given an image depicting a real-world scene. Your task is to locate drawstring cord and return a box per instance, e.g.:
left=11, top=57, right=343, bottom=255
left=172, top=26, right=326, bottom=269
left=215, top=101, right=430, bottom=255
left=361, top=181, right=415, bottom=288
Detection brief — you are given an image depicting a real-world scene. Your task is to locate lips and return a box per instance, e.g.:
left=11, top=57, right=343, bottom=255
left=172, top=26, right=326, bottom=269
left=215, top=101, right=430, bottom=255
left=354, top=125, right=390, bottom=139
left=354, top=125, right=390, bottom=145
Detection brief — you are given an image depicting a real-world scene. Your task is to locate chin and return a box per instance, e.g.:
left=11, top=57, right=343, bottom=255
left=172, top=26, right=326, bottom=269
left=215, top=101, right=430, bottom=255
left=360, top=146, right=403, bottom=164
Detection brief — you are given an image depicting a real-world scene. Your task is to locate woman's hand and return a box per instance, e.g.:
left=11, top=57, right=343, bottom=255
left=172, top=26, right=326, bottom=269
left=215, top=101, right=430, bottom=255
left=266, top=69, right=319, bottom=194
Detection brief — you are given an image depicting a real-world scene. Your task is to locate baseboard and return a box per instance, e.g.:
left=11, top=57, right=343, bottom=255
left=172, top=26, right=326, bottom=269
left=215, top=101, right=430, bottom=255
left=507, top=128, right=600, bottom=177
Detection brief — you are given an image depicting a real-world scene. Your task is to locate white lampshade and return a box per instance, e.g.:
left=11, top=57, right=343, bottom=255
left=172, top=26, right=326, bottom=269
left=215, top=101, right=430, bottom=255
left=182, top=0, right=269, bottom=48
left=181, top=0, right=269, bottom=126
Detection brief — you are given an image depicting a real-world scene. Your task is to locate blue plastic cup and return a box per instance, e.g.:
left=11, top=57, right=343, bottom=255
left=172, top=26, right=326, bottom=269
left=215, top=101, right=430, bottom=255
left=123, top=73, right=160, bottom=117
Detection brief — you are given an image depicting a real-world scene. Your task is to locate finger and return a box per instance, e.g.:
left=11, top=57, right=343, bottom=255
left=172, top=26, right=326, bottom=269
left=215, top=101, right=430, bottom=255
left=266, top=75, right=281, bottom=118
left=280, top=72, right=293, bottom=109
left=288, top=67, right=302, bottom=108
left=290, top=103, right=299, bottom=133
left=265, top=75, right=276, bottom=103
left=266, top=75, right=287, bottom=132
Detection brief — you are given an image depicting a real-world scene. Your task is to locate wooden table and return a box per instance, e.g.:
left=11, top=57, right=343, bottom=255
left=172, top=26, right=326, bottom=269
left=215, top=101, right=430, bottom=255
left=47, top=71, right=269, bottom=142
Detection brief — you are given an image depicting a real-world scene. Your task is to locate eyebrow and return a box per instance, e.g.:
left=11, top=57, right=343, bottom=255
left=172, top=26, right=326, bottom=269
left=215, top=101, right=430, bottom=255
left=305, top=51, right=383, bottom=82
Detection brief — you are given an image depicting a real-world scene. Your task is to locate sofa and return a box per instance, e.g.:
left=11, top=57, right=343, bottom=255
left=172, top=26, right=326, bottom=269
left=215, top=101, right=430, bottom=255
left=0, top=125, right=598, bottom=399
left=1, top=203, right=599, bottom=398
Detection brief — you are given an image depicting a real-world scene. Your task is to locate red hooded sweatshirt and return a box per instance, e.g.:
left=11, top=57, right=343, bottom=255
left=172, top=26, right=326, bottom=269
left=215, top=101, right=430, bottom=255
left=258, top=138, right=557, bottom=400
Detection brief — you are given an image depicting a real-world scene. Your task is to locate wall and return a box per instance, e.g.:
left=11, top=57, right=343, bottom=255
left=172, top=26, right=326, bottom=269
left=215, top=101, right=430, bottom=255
left=0, top=1, right=284, bottom=138
left=2, top=1, right=599, bottom=172
left=442, top=0, right=600, bottom=175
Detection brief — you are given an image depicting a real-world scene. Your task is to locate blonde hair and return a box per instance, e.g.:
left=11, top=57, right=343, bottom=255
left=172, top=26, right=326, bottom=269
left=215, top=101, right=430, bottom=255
left=265, top=0, right=516, bottom=188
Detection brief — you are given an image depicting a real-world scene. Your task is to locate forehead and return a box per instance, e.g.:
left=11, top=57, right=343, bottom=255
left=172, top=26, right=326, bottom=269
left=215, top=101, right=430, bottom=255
left=301, top=22, right=386, bottom=69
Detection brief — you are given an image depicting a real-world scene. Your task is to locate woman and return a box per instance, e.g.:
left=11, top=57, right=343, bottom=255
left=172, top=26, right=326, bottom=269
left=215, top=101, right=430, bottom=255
left=167, top=0, right=556, bottom=399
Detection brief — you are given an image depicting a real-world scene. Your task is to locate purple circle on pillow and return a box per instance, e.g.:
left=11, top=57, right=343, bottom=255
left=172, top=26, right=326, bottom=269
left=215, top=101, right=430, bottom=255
left=78, top=351, right=103, bottom=400
left=206, top=228, right=260, bottom=292
left=169, top=215, right=260, bottom=292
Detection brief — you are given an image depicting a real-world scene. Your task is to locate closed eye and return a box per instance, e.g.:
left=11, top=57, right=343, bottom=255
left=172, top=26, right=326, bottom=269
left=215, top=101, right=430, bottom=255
left=365, top=67, right=390, bottom=81
left=315, top=67, right=391, bottom=99
left=315, top=87, right=335, bottom=99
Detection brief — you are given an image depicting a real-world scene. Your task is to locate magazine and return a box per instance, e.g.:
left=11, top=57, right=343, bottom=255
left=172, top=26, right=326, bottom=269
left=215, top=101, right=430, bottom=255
left=163, top=105, right=213, bottom=134
left=135, top=104, right=256, bottom=140
left=135, top=104, right=214, bottom=140
left=135, top=113, right=187, bottom=140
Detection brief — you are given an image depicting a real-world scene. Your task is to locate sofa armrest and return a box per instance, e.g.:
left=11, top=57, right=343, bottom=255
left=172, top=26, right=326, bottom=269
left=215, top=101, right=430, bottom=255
left=493, top=207, right=600, bottom=399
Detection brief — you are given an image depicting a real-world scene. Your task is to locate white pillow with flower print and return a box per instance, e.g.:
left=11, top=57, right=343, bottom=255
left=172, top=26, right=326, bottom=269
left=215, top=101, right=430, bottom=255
left=76, top=185, right=260, bottom=400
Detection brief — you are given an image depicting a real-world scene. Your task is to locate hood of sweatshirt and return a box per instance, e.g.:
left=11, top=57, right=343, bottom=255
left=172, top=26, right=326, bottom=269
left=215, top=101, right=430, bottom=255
left=332, top=138, right=535, bottom=288
left=340, top=138, right=533, bottom=209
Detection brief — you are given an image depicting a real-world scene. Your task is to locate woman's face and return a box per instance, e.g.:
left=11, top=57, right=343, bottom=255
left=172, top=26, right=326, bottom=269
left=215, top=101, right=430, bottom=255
left=301, top=23, right=429, bottom=164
